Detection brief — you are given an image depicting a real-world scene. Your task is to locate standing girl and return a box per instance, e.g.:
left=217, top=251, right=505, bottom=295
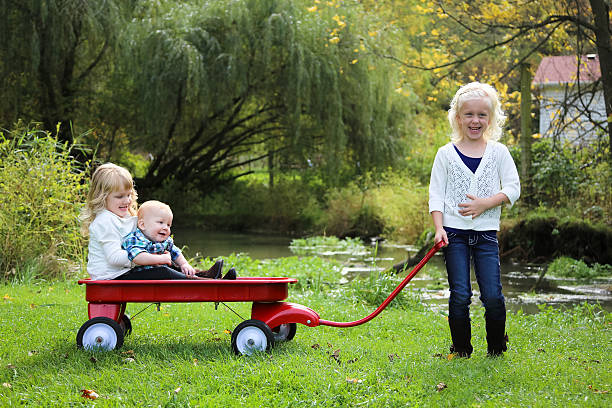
left=429, top=82, right=520, bottom=357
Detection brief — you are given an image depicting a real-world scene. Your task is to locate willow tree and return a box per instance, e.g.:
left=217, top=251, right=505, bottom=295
left=119, top=0, right=404, bottom=193
left=0, top=0, right=126, bottom=149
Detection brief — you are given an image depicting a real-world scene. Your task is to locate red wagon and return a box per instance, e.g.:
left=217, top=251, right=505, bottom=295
left=77, top=241, right=445, bottom=355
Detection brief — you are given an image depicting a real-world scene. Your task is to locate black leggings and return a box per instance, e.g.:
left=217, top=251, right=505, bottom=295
left=114, top=265, right=187, bottom=280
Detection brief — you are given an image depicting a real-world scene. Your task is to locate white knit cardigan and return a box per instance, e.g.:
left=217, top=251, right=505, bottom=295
left=428, top=141, right=520, bottom=231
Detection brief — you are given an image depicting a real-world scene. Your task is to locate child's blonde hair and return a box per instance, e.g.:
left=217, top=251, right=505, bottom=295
left=79, top=163, right=138, bottom=236
left=137, top=200, right=172, bottom=220
left=448, top=82, right=506, bottom=143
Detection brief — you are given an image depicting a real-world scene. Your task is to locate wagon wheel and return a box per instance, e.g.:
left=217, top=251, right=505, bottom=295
left=231, top=319, right=274, bottom=356
left=76, top=317, right=124, bottom=351
left=272, top=323, right=297, bottom=342
left=119, top=314, right=132, bottom=336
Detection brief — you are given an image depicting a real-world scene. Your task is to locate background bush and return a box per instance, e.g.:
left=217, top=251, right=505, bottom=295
left=0, top=126, right=88, bottom=280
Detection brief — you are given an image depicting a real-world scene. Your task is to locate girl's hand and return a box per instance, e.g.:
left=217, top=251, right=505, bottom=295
left=458, top=194, right=488, bottom=219
left=434, top=227, right=448, bottom=245
left=160, top=252, right=172, bottom=265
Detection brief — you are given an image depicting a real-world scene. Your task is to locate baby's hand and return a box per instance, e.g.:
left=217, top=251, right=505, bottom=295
left=180, top=262, right=196, bottom=277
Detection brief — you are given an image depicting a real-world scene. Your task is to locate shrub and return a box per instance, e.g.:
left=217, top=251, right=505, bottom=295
left=499, top=211, right=612, bottom=264
left=546, top=256, right=612, bottom=280
left=0, top=127, right=88, bottom=279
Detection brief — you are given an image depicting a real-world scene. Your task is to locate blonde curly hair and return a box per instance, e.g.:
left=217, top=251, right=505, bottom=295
left=447, top=82, right=506, bottom=143
left=79, top=163, right=138, bottom=236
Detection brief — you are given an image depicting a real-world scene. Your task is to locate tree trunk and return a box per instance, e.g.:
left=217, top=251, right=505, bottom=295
left=588, top=0, right=612, bottom=163
left=520, top=63, right=533, bottom=204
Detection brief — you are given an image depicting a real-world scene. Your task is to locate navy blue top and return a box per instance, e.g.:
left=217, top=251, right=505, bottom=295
left=453, top=144, right=481, bottom=173
left=447, top=145, right=494, bottom=236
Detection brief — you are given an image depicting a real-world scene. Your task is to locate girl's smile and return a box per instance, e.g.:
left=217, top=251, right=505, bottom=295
left=105, top=189, right=134, bottom=218
left=457, top=98, right=491, bottom=141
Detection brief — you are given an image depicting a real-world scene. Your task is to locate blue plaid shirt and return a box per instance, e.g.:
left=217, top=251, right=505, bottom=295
left=122, top=228, right=182, bottom=265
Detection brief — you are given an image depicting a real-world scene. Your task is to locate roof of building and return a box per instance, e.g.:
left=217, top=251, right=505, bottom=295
left=532, top=55, right=601, bottom=85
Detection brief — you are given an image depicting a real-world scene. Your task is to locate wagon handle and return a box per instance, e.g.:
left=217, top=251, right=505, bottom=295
left=319, top=240, right=446, bottom=328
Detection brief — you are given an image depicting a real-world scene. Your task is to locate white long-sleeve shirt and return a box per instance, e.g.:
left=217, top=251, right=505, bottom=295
left=87, top=209, right=137, bottom=280
left=428, top=141, right=520, bottom=231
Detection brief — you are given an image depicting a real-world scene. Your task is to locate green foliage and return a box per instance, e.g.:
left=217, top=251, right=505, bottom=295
left=520, top=138, right=611, bottom=220
left=120, top=0, right=406, bottom=192
left=499, top=211, right=612, bottom=264
left=0, top=127, right=88, bottom=279
left=321, top=171, right=430, bottom=242
left=289, top=236, right=368, bottom=256
left=348, top=269, right=423, bottom=310
left=546, top=257, right=612, bottom=280
left=0, top=0, right=126, bottom=142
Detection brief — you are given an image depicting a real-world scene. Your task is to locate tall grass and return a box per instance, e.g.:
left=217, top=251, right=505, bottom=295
left=0, top=126, right=88, bottom=279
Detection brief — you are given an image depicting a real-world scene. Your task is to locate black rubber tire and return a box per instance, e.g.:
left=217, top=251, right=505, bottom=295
left=272, top=323, right=297, bottom=342
left=119, top=314, right=132, bottom=336
left=231, top=319, right=274, bottom=355
left=76, top=317, right=124, bottom=351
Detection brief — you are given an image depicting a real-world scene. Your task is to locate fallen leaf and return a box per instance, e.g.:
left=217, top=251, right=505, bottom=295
left=588, top=385, right=609, bottom=394
left=538, top=348, right=545, bottom=352
left=347, top=358, right=358, bottom=364
left=174, top=386, right=181, bottom=394
left=388, top=353, right=399, bottom=362
left=28, top=351, right=38, bottom=356
left=436, top=382, right=447, bottom=392
left=29, top=304, right=36, bottom=309
left=123, top=357, right=135, bottom=363
left=89, top=356, right=97, bottom=364
left=7, top=364, right=15, bottom=370
left=81, top=389, right=99, bottom=400
left=3, top=294, right=12, bottom=301
left=2, top=383, right=11, bottom=388
left=346, top=377, right=363, bottom=384
left=121, top=350, right=135, bottom=357
left=224, top=329, right=231, bottom=334
left=193, top=359, right=198, bottom=366
left=446, top=354, right=455, bottom=361
left=311, top=344, right=320, bottom=350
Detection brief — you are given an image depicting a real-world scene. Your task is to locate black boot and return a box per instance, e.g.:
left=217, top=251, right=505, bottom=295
left=486, top=317, right=508, bottom=356
left=196, top=259, right=223, bottom=279
left=222, top=267, right=237, bottom=280
left=448, top=318, right=473, bottom=358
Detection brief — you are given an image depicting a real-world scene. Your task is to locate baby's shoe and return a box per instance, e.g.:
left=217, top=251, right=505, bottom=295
left=196, top=259, right=223, bottom=279
left=222, top=267, right=237, bottom=280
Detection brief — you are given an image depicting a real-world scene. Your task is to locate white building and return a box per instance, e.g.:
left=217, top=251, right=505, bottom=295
left=532, top=54, right=606, bottom=144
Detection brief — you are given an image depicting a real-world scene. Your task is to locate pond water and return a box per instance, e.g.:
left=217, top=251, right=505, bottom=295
left=174, top=229, right=612, bottom=314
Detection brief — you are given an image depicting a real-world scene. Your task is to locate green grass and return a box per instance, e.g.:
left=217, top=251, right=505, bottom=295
left=0, top=257, right=610, bottom=407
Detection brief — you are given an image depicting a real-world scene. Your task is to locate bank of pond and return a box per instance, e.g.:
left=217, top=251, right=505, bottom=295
left=174, top=230, right=612, bottom=315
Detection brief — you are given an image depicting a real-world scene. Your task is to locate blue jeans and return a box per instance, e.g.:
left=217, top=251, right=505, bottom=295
left=443, top=229, right=506, bottom=321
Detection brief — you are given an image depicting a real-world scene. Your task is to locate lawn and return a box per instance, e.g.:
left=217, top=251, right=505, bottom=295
left=0, top=255, right=610, bottom=407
